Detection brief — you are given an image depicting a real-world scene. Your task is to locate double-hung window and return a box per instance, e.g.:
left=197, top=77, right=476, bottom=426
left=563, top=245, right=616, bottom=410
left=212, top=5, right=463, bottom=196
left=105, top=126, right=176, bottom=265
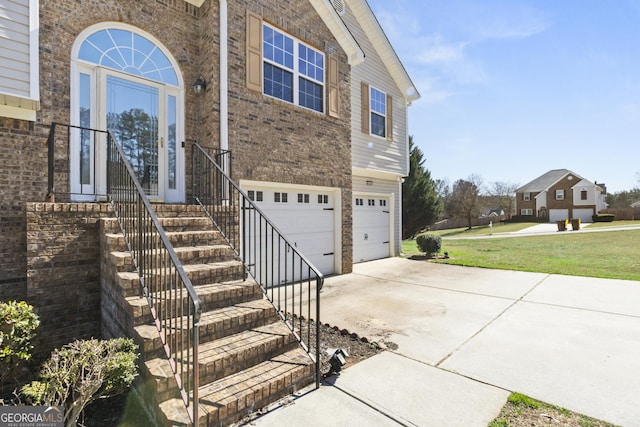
left=370, top=86, right=387, bottom=137
left=555, top=190, right=565, bottom=200
left=262, top=24, right=324, bottom=112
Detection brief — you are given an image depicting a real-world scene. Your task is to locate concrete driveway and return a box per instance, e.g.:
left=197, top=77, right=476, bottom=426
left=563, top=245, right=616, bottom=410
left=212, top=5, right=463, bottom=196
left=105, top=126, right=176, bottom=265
left=253, top=258, right=640, bottom=426
left=319, top=258, right=640, bottom=426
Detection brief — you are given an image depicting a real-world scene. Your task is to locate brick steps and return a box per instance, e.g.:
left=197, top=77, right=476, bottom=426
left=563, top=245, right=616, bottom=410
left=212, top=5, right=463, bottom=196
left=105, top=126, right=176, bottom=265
left=159, top=347, right=314, bottom=427
left=145, top=321, right=299, bottom=402
left=100, top=203, right=315, bottom=426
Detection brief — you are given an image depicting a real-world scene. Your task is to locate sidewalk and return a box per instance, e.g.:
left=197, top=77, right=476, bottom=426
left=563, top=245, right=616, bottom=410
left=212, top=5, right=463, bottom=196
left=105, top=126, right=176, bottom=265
left=247, top=258, right=640, bottom=427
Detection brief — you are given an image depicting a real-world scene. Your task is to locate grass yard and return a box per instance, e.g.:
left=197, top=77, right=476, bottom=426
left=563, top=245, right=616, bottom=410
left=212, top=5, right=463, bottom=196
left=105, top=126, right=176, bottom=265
left=403, top=229, right=640, bottom=281
left=586, top=219, right=640, bottom=228
left=427, top=222, right=538, bottom=237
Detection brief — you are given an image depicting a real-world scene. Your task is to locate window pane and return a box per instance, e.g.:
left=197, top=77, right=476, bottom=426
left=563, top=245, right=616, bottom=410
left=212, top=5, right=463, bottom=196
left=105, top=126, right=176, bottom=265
left=299, top=77, right=323, bottom=112
left=79, top=73, right=91, bottom=185
left=167, top=95, right=177, bottom=189
left=371, top=112, right=385, bottom=137
left=370, top=87, right=386, bottom=115
left=78, top=29, right=177, bottom=86
left=264, top=63, right=293, bottom=102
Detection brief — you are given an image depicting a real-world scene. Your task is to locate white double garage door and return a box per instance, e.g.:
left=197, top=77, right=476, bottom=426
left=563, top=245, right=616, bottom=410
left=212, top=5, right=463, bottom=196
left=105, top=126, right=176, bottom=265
left=549, top=208, right=594, bottom=223
left=241, top=182, right=391, bottom=277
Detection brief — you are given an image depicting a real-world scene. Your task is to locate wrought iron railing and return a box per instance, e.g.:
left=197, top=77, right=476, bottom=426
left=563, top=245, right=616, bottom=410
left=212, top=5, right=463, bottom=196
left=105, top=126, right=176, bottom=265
left=46, top=123, right=201, bottom=424
left=46, top=122, right=107, bottom=201
left=191, top=143, right=323, bottom=388
left=107, top=132, right=201, bottom=424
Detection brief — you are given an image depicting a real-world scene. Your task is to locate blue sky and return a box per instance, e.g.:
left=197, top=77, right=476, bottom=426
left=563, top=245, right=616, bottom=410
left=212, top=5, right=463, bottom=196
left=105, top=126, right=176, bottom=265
left=367, top=0, right=640, bottom=193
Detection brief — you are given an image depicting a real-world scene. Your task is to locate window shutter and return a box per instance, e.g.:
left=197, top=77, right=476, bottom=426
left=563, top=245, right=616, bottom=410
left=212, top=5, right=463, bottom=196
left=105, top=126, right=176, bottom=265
left=386, top=94, right=393, bottom=141
left=246, top=11, right=262, bottom=92
left=361, top=82, right=369, bottom=134
left=327, top=56, right=339, bottom=118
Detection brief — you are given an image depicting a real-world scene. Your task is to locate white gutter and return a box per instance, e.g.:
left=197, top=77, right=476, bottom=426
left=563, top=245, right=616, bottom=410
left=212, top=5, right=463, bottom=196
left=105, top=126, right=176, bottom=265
left=219, top=0, right=229, bottom=152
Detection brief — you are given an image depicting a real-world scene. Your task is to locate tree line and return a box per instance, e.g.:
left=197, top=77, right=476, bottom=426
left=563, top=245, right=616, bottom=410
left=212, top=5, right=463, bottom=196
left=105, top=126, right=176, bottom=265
left=404, top=137, right=640, bottom=239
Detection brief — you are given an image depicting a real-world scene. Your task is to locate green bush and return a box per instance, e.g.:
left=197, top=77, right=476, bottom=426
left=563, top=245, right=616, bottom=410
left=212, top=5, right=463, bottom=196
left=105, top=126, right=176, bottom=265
left=592, top=213, right=615, bottom=222
left=22, top=338, right=138, bottom=426
left=0, top=301, right=40, bottom=384
left=416, top=234, right=442, bottom=256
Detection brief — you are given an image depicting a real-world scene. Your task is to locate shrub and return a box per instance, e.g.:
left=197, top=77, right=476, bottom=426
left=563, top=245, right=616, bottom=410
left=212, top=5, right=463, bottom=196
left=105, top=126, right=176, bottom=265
left=592, top=213, right=615, bottom=222
left=22, top=338, right=138, bottom=426
left=416, top=234, right=442, bottom=256
left=0, top=301, right=40, bottom=385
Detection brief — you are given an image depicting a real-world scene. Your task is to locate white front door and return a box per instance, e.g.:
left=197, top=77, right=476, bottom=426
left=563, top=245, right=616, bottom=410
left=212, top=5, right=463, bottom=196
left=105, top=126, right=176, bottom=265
left=71, top=25, right=184, bottom=202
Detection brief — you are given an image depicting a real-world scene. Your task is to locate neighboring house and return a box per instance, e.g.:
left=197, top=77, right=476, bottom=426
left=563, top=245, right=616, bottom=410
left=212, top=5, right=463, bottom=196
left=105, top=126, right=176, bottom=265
left=483, top=209, right=505, bottom=218
left=515, top=169, right=607, bottom=222
left=1, top=0, right=419, bottom=300
left=631, top=200, right=640, bottom=208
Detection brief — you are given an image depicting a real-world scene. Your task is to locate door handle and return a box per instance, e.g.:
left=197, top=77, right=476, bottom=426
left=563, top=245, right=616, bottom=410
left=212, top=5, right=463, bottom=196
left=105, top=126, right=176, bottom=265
left=159, top=137, right=164, bottom=148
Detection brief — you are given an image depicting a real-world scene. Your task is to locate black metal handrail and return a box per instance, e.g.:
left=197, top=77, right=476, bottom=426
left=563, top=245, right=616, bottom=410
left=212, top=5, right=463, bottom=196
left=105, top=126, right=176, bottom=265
left=191, top=143, right=323, bottom=388
left=107, top=132, right=201, bottom=424
left=46, top=122, right=107, bottom=201
left=46, top=123, right=201, bottom=424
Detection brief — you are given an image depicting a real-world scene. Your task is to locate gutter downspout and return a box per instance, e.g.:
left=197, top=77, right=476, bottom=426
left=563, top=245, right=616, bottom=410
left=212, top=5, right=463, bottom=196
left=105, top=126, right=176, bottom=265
left=219, top=0, right=229, bottom=154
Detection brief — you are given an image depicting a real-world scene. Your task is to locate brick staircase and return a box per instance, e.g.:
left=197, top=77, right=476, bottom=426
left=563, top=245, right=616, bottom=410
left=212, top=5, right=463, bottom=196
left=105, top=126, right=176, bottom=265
left=100, top=204, right=315, bottom=426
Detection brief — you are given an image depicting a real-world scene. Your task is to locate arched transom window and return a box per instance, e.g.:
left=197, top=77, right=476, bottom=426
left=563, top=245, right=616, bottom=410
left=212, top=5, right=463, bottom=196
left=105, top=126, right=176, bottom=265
left=78, top=28, right=178, bottom=86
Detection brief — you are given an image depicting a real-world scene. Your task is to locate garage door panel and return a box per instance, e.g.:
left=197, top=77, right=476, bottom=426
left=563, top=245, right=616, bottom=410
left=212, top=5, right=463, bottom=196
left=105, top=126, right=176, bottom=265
left=573, top=208, right=594, bottom=223
left=549, top=209, right=569, bottom=222
left=353, top=196, right=390, bottom=263
left=243, top=186, right=336, bottom=279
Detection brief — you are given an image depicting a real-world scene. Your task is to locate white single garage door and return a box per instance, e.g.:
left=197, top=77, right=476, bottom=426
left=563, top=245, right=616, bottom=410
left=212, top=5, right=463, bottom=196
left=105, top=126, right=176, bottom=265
left=573, top=208, right=594, bottom=223
left=243, top=186, right=336, bottom=278
left=549, top=209, right=569, bottom=222
left=353, top=195, right=390, bottom=263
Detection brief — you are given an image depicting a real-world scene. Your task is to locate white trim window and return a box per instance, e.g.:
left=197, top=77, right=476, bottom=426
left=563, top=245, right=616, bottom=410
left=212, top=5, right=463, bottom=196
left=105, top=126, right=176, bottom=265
left=521, top=208, right=533, bottom=215
left=555, top=190, right=565, bottom=200
left=262, top=24, right=324, bottom=113
left=369, top=86, right=386, bottom=138
left=523, top=192, right=530, bottom=201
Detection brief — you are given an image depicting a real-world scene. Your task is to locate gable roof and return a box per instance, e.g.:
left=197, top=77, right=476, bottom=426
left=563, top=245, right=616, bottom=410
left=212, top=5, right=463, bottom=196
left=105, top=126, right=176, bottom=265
left=516, top=169, right=582, bottom=193
left=345, top=0, right=420, bottom=103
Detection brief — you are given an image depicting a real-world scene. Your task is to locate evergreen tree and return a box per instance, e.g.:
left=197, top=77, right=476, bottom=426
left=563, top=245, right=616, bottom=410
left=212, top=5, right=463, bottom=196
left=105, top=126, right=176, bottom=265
left=402, top=136, right=441, bottom=239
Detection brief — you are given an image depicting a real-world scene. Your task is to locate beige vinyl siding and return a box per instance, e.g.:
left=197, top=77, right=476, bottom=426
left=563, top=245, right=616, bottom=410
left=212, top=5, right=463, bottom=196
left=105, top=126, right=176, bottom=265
left=0, top=0, right=34, bottom=99
left=342, top=3, right=409, bottom=176
left=352, top=173, right=401, bottom=255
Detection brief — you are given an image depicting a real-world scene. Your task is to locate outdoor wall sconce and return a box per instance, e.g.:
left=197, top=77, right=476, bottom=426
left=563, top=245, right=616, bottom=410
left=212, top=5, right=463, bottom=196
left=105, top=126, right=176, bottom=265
left=193, top=76, right=207, bottom=94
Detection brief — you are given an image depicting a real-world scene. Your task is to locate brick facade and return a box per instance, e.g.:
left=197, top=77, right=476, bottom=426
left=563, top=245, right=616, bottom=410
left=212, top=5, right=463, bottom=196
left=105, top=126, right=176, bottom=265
left=224, top=0, right=353, bottom=272
left=2, top=0, right=353, bottom=299
left=25, top=202, right=113, bottom=357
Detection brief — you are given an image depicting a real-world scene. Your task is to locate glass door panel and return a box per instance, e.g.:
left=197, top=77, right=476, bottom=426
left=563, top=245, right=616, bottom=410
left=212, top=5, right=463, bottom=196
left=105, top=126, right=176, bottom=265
left=106, top=75, right=160, bottom=198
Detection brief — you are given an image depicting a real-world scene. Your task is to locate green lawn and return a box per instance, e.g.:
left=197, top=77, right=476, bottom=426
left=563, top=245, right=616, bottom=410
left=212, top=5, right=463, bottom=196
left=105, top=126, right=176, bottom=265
left=586, top=219, right=640, bottom=228
left=403, top=229, right=640, bottom=281
left=428, top=222, right=538, bottom=237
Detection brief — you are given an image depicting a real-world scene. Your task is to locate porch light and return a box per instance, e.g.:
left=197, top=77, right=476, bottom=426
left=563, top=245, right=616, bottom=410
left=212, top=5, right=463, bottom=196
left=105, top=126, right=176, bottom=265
left=193, top=76, right=207, bottom=94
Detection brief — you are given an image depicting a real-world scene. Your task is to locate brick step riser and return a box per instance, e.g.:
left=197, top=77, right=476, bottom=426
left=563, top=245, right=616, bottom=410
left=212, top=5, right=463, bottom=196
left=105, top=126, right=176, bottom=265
left=123, top=286, right=265, bottom=327
left=151, top=205, right=237, bottom=216
left=184, top=265, right=247, bottom=287
left=202, top=366, right=315, bottom=427
left=104, top=232, right=228, bottom=252
left=138, top=308, right=279, bottom=360
left=156, top=349, right=315, bottom=427
left=149, top=334, right=300, bottom=402
left=110, top=250, right=238, bottom=272
left=157, top=218, right=217, bottom=233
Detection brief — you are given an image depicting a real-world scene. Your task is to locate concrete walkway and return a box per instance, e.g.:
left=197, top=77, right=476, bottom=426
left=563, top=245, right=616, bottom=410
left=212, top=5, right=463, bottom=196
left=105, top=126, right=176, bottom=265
left=250, top=258, right=640, bottom=427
